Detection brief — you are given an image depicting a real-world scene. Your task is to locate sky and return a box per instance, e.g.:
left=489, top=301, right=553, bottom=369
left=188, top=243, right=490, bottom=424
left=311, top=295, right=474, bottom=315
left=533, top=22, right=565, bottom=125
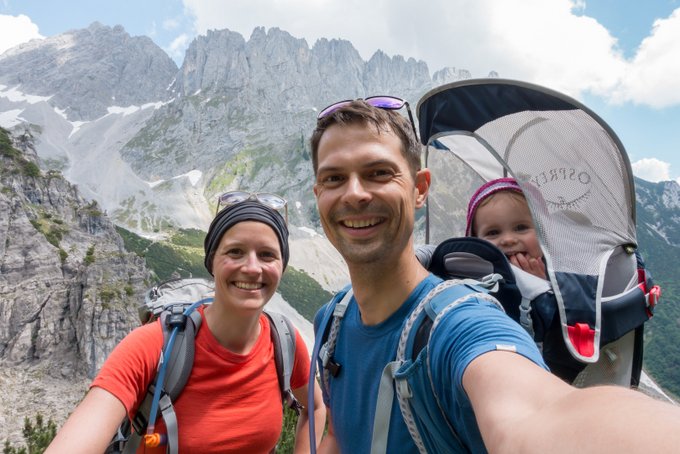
left=1, top=0, right=679, bottom=183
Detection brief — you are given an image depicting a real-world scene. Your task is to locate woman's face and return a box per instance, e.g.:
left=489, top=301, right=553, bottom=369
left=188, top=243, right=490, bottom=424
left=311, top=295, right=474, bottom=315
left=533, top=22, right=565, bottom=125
left=211, top=221, right=284, bottom=313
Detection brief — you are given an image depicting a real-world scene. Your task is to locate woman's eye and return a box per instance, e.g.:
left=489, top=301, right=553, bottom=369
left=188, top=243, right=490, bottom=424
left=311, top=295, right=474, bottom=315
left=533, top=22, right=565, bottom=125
left=259, top=251, right=278, bottom=261
left=226, top=248, right=243, bottom=257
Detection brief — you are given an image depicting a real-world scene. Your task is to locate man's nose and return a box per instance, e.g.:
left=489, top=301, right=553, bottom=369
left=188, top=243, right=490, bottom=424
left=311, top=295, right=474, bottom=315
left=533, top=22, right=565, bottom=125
left=342, top=175, right=371, bottom=206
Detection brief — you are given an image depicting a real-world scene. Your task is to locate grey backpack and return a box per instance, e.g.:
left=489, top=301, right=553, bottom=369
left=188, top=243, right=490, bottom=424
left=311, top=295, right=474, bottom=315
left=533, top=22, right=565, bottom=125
left=107, top=278, right=301, bottom=454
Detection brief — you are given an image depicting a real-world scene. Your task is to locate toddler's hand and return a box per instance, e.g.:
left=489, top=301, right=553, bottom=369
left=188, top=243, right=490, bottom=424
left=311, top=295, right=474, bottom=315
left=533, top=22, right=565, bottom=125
left=509, top=253, right=546, bottom=279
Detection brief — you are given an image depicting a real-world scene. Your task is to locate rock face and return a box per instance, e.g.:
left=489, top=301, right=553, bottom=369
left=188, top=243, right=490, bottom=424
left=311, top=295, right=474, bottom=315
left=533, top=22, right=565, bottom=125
left=1, top=24, right=474, bottom=234
left=0, top=22, right=178, bottom=121
left=0, top=128, right=151, bottom=444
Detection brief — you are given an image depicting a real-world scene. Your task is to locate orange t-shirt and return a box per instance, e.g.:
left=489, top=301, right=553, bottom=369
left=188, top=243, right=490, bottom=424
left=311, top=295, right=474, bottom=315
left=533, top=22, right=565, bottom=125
left=92, top=306, right=310, bottom=453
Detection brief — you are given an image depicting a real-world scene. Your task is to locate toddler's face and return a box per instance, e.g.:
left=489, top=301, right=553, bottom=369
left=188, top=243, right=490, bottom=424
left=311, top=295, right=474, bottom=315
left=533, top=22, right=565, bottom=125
left=473, top=192, right=542, bottom=261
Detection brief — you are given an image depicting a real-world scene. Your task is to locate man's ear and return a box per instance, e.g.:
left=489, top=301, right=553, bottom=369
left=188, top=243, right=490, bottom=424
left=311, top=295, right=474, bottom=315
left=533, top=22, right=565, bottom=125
left=414, top=169, right=431, bottom=208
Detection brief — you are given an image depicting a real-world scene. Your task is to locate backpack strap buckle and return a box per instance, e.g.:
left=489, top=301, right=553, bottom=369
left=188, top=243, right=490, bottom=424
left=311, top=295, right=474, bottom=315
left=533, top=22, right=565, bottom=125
left=645, top=285, right=661, bottom=317
left=567, top=322, right=596, bottom=358
left=166, top=305, right=187, bottom=330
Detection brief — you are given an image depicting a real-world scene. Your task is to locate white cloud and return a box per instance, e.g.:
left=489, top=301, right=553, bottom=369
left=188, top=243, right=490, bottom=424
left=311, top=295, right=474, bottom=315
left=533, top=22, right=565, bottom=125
left=180, top=0, right=679, bottom=109
left=0, top=14, right=43, bottom=55
left=163, top=18, right=181, bottom=31
left=165, top=33, right=190, bottom=62
left=632, top=158, right=671, bottom=182
left=610, top=8, right=680, bottom=108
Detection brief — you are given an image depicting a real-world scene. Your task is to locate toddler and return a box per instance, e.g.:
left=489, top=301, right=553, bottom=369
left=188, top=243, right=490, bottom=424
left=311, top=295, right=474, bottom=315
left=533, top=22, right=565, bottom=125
left=466, top=178, right=546, bottom=279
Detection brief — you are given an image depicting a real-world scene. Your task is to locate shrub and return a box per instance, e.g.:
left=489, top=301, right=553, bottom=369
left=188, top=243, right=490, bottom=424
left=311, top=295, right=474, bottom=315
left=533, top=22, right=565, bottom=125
left=84, top=246, right=95, bottom=265
left=3, top=413, right=57, bottom=454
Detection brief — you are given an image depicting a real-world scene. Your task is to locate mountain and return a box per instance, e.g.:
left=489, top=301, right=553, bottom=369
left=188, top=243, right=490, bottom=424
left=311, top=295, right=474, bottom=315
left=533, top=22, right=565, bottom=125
left=0, top=23, right=473, bottom=235
left=0, top=22, right=177, bottom=121
left=632, top=177, right=680, bottom=399
left=0, top=126, right=150, bottom=443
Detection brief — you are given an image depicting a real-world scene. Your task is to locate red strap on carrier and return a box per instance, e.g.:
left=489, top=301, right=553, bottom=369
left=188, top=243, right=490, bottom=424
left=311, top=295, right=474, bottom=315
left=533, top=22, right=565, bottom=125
left=567, top=322, right=595, bottom=358
left=637, top=268, right=661, bottom=318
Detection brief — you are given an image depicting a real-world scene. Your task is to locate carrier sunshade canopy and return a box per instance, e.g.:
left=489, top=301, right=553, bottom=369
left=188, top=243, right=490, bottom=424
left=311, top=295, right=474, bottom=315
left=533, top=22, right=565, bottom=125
left=416, top=78, right=640, bottom=363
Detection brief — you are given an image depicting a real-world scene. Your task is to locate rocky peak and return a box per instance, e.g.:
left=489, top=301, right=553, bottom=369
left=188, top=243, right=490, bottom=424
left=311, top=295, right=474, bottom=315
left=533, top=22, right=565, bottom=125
left=0, top=22, right=178, bottom=120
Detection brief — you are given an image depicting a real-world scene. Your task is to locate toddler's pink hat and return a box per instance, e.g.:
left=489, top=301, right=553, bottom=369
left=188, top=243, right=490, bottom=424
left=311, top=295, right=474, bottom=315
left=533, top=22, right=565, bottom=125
left=466, top=177, right=523, bottom=236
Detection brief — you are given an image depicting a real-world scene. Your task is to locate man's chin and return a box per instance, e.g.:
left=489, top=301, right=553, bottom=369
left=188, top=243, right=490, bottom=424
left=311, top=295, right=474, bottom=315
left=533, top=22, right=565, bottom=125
left=338, top=244, right=384, bottom=265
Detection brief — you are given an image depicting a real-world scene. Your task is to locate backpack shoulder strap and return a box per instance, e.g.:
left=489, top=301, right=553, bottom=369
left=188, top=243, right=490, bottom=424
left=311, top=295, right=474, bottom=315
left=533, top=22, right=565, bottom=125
left=308, top=286, right=354, bottom=454
left=265, top=310, right=303, bottom=413
left=318, top=287, right=354, bottom=395
left=115, top=306, right=202, bottom=454
left=371, top=279, right=499, bottom=454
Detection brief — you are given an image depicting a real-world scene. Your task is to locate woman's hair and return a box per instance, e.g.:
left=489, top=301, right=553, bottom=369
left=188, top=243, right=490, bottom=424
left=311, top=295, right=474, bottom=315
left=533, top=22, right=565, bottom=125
left=204, top=200, right=289, bottom=275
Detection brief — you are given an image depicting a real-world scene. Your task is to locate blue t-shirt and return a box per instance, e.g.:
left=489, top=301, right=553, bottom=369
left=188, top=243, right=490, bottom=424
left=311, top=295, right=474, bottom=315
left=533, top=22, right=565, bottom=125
left=314, top=274, right=547, bottom=453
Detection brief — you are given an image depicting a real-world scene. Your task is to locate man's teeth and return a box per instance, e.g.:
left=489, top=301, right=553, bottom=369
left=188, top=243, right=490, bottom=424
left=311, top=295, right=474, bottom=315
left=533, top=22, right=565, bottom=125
left=343, top=218, right=380, bottom=228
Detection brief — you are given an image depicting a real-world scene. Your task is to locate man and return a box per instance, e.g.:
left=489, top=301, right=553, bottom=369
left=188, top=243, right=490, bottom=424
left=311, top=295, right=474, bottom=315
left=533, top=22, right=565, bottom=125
left=309, top=98, right=680, bottom=453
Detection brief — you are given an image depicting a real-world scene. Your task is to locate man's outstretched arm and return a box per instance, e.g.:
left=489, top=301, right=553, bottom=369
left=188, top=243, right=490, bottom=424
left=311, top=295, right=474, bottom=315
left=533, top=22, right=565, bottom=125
left=464, top=350, right=680, bottom=454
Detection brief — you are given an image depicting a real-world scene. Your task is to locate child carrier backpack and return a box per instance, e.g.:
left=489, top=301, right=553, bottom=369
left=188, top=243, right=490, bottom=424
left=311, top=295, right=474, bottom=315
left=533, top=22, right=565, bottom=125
left=308, top=236, right=659, bottom=454
left=416, top=78, right=660, bottom=387
left=107, top=277, right=302, bottom=454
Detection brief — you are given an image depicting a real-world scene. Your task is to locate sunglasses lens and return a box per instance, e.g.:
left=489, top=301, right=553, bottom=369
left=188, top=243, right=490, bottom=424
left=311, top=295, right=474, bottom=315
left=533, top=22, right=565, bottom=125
left=318, top=100, right=351, bottom=119
left=366, top=96, right=405, bottom=110
left=219, top=191, right=249, bottom=205
left=257, top=193, right=286, bottom=210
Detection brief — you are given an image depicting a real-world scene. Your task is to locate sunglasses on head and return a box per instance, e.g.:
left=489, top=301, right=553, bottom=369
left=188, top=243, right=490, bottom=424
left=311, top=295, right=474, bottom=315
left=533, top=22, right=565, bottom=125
left=215, top=191, right=288, bottom=223
left=317, top=95, right=418, bottom=141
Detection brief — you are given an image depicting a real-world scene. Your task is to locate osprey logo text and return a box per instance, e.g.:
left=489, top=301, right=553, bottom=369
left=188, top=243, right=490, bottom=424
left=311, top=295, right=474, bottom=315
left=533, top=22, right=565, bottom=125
left=528, top=168, right=592, bottom=211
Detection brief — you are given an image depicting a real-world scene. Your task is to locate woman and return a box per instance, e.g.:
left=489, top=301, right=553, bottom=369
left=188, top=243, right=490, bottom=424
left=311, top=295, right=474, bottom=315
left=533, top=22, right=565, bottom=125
left=47, top=192, right=325, bottom=453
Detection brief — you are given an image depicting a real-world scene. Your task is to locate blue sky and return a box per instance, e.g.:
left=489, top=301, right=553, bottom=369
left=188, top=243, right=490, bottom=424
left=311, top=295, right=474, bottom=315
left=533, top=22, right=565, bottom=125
left=1, top=0, right=679, bottom=183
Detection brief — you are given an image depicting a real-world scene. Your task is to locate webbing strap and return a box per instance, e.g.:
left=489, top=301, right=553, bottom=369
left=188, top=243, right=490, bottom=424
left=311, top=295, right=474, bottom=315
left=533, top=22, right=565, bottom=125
left=121, top=431, right=141, bottom=454
left=159, top=394, right=179, bottom=454
left=519, top=296, right=534, bottom=338
left=320, top=290, right=354, bottom=395
left=266, top=311, right=302, bottom=412
left=370, top=361, right=401, bottom=454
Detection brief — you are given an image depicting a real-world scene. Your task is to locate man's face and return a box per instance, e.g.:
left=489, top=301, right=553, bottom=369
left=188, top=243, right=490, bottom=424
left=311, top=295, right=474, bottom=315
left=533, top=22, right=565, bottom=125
left=313, top=122, right=429, bottom=266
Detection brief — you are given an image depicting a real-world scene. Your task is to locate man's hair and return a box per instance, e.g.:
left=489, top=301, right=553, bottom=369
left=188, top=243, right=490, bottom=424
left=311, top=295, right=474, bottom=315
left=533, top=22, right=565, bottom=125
left=310, top=100, right=422, bottom=176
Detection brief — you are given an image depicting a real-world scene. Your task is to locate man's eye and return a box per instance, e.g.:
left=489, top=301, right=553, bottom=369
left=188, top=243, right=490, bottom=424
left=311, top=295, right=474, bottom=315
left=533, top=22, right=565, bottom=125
left=370, top=169, right=394, bottom=179
left=319, top=175, right=344, bottom=186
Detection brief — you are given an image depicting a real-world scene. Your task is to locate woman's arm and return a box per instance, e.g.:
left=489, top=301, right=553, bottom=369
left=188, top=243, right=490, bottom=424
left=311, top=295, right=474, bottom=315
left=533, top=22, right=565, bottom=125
left=316, top=411, right=340, bottom=454
left=45, top=387, right=127, bottom=454
left=291, top=379, right=326, bottom=453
